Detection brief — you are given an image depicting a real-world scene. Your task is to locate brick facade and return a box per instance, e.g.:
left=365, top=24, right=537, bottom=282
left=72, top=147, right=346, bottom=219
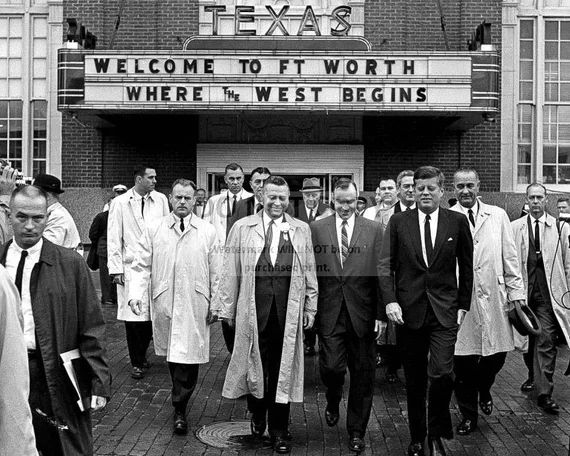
left=61, top=0, right=501, bottom=191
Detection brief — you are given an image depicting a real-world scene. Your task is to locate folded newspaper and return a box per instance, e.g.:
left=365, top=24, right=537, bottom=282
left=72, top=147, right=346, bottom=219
left=60, top=349, right=89, bottom=412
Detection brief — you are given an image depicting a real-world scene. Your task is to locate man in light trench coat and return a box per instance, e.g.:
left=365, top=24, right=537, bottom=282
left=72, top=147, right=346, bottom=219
left=450, top=169, right=526, bottom=435
left=511, top=183, right=570, bottom=414
left=129, top=179, right=221, bottom=435
left=212, top=176, right=318, bottom=455
left=108, top=165, right=169, bottom=380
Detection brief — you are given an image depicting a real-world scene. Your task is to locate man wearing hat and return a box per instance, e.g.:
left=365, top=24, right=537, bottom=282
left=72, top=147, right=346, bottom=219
left=33, top=173, right=82, bottom=252
left=295, top=177, right=331, bottom=225
left=450, top=169, right=526, bottom=435
left=295, top=177, right=332, bottom=356
left=356, top=196, right=368, bottom=216
left=103, top=184, right=128, bottom=211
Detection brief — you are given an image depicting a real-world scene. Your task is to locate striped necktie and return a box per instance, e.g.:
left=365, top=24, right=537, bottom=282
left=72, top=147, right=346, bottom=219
left=341, top=220, right=349, bottom=266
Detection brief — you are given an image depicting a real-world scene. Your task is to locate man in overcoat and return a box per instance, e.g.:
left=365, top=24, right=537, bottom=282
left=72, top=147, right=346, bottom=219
left=108, top=165, right=169, bottom=379
left=450, top=169, right=526, bottom=435
left=1, top=185, right=110, bottom=456
left=511, top=183, right=570, bottom=413
left=213, top=176, right=317, bottom=454
left=310, top=178, right=384, bottom=453
left=379, top=166, right=473, bottom=456
left=129, top=179, right=221, bottom=435
left=0, top=264, right=37, bottom=456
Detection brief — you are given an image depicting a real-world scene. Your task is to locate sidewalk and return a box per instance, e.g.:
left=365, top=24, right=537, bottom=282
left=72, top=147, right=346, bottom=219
left=93, top=297, right=570, bottom=456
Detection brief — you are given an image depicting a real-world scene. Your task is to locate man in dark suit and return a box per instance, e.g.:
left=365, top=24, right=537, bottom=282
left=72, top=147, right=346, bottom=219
left=394, top=170, right=416, bottom=213
left=379, top=166, right=473, bottom=456
left=296, top=177, right=331, bottom=356
left=311, top=178, right=384, bottom=453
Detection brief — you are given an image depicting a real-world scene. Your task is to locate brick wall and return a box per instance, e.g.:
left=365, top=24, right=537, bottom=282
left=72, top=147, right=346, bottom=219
left=60, top=0, right=502, bottom=191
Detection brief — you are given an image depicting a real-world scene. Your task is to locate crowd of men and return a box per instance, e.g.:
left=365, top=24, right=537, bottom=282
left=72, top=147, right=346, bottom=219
left=1, top=160, right=570, bottom=456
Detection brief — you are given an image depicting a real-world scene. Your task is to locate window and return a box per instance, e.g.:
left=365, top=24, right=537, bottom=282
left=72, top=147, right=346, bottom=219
left=0, top=100, right=23, bottom=170
left=543, top=20, right=570, bottom=184
left=32, top=100, right=46, bottom=175
left=517, top=19, right=535, bottom=185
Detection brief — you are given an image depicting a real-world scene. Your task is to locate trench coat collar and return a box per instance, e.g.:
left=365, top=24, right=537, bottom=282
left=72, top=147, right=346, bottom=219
left=0, top=237, right=55, bottom=267
left=246, top=211, right=302, bottom=243
left=452, top=200, right=492, bottom=236
left=167, top=212, right=199, bottom=231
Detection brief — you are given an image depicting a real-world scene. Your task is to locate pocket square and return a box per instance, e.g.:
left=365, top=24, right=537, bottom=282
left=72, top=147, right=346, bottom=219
left=447, top=237, right=453, bottom=241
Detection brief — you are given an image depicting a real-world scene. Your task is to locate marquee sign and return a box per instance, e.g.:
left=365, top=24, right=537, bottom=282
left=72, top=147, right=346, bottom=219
left=57, top=49, right=499, bottom=113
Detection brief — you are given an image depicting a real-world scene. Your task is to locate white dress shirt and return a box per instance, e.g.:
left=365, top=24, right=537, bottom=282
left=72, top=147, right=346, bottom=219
left=5, top=238, right=43, bottom=350
left=418, top=208, right=439, bottom=266
left=399, top=201, right=416, bottom=212
left=226, top=189, right=245, bottom=217
left=457, top=201, right=479, bottom=235
left=336, top=213, right=355, bottom=266
left=262, top=212, right=285, bottom=265
left=529, top=213, right=547, bottom=251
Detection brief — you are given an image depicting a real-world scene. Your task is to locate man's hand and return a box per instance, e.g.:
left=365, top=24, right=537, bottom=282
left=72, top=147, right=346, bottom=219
left=303, top=312, right=315, bottom=330
left=457, top=309, right=468, bottom=326
left=207, top=310, right=219, bottom=325
left=111, top=273, right=124, bottom=286
left=0, top=165, right=17, bottom=196
left=512, top=299, right=527, bottom=307
left=375, top=320, right=387, bottom=341
left=386, top=302, right=404, bottom=325
left=128, top=299, right=142, bottom=316
left=91, top=395, right=107, bottom=411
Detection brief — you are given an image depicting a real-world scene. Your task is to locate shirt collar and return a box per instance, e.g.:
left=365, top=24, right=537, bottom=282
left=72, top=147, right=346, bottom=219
left=529, top=213, right=547, bottom=224
left=335, top=213, right=355, bottom=228
left=457, top=201, right=478, bottom=218
left=227, top=189, right=244, bottom=200
left=418, top=207, right=440, bottom=222
left=400, top=201, right=416, bottom=211
left=262, top=211, right=285, bottom=229
left=132, top=188, right=151, bottom=201
left=10, top=237, right=43, bottom=256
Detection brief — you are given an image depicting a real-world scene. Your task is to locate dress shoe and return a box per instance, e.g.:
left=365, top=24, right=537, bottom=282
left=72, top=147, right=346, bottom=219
left=520, top=378, right=534, bottom=392
left=173, top=412, right=188, bottom=435
left=538, top=395, right=560, bottom=414
left=272, top=437, right=291, bottom=454
left=386, top=371, right=398, bottom=384
left=250, top=416, right=266, bottom=438
left=407, top=442, right=425, bottom=456
left=479, top=399, right=493, bottom=415
left=131, top=366, right=144, bottom=380
left=456, top=418, right=477, bottom=436
left=427, top=436, right=447, bottom=456
left=304, top=345, right=316, bottom=356
left=348, top=432, right=365, bottom=453
left=325, top=406, right=339, bottom=427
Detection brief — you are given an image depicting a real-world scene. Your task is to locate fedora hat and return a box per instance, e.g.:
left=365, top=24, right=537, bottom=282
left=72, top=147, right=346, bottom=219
left=34, top=174, right=64, bottom=194
left=300, top=177, right=322, bottom=192
left=508, top=301, right=542, bottom=337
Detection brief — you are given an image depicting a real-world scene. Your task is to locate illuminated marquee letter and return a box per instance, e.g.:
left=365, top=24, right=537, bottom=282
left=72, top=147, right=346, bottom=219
left=297, top=6, right=321, bottom=36
left=331, top=6, right=351, bottom=36
left=235, top=6, right=256, bottom=36
left=204, top=5, right=226, bottom=36
left=265, top=5, right=290, bottom=36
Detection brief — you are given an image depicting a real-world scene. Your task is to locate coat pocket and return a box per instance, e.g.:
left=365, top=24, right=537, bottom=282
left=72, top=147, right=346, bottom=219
left=195, top=281, right=211, bottom=302
left=152, top=281, right=168, bottom=300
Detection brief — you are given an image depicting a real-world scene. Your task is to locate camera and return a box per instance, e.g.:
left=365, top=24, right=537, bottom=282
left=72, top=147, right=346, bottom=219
left=0, top=159, right=33, bottom=187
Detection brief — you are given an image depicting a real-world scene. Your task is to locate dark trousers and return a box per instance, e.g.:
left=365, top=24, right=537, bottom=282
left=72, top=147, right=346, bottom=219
left=168, top=362, right=199, bottom=414
left=28, top=352, right=65, bottom=456
left=319, top=305, right=376, bottom=436
left=221, top=320, right=235, bottom=354
left=454, top=352, right=507, bottom=423
left=378, top=345, right=402, bottom=373
left=528, top=290, right=558, bottom=397
left=304, top=325, right=317, bottom=349
left=125, top=321, right=153, bottom=368
left=247, top=302, right=290, bottom=438
left=98, top=255, right=116, bottom=305
left=398, top=305, right=457, bottom=443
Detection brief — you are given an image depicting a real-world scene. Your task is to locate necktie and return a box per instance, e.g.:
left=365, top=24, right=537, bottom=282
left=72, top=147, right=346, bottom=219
left=265, top=220, right=274, bottom=265
left=425, top=214, right=434, bottom=265
left=15, top=250, right=28, bottom=296
left=468, top=209, right=475, bottom=227
left=406, top=206, right=411, bottom=211
left=535, top=220, right=540, bottom=253
left=309, top=209, right=314, bottom=222
left=180, top=217, right=184, bottom=232
left=231, top=195, right=237, bottom=215
left=255, top=203, right=263, bottom=213
left=341, top=220, right=349, bottom=266
left=141, top=198, right=145, bottom=218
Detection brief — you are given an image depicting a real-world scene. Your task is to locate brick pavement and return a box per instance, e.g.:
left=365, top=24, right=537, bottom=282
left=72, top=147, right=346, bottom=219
left=93, top=295, right=570, bottom=456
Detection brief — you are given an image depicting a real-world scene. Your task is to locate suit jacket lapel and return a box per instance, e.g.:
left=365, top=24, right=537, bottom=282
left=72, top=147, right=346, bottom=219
left=326, top=216, right=341, bottom=268
left=406, top=209, right=427, bottom=268
left=348, top=216, right=362, bottom=252
left=431, top=208, right=449, bottom=264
